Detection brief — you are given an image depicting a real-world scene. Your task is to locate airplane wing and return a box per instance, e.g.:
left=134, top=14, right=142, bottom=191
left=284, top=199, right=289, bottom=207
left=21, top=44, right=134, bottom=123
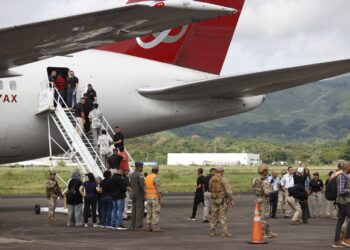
left=0, top=0, right=234, bottom=75
left=138, top=59, right=350, bottom=100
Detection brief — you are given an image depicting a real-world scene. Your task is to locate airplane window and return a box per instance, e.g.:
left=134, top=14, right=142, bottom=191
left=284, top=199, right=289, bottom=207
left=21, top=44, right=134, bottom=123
left=10, top=81, right=16, bottom=90
left=0, top=80, right=2, bottom=90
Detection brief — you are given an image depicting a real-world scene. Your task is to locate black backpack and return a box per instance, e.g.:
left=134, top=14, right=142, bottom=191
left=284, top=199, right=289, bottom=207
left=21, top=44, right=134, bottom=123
left=325, top=176, right=339, bottom=201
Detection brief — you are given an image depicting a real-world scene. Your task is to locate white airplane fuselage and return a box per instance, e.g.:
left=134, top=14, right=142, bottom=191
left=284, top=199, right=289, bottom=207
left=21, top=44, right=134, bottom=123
left=0, top=50, right=265, bottom=164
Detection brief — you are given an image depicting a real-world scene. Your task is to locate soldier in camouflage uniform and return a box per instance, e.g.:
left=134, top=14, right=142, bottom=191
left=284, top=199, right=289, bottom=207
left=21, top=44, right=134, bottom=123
left=145, top=165, right=162, bottom=232
left=209, top=167, right=234, bottom=237
left=252, top=165, right=277, bottom=239
left=46, top=170, right=62, bottom=223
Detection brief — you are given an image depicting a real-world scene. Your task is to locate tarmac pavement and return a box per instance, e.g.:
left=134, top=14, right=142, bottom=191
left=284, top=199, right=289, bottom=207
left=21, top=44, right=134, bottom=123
left=0, top=194, right=337, bottom=250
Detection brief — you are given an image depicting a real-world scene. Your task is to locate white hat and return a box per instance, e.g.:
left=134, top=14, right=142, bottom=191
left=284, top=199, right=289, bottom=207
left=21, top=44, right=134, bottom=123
left=297, top=167, right=304, bottom=174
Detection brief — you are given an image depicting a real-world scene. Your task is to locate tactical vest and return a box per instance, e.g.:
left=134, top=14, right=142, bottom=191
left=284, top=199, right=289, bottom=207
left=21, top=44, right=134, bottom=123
left=145, top=174, right=159, bottom=198
left=252, top=176, right=264, bottom=196
left=211, top=176, right=225, bottom=199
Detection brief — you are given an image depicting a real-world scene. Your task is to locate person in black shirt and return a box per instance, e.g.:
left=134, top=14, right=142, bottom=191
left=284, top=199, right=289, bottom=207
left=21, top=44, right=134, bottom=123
left=203, top=168, right=216, bottom=223
left=74, top=97, right=85, bottom=137
left=113, top=127, right=124, bottom=151
left=100, top=171, right=113, bottom=227
left=293, top=166, right=310, bottom=224
left=110, top=169, right=128, bottom=229
left=85, top=83, right=97, bottom=107
left=309, top=172, right=324, bottom=218
left=188, top=168, right=206, bottom=221
left=67, top=70, right=79, bottom=108
left=66, top=169, right=83, bottom=227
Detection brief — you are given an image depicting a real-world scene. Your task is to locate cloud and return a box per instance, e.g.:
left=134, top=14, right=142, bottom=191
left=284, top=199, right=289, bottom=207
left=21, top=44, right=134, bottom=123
left=222, top=0, right=350, bottom=74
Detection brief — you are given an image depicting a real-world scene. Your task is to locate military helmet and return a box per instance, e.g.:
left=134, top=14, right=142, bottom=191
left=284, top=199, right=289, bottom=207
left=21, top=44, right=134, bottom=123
left=49, top=170, right=56, bottom=175
left=257, top=165, right=269, bottom=174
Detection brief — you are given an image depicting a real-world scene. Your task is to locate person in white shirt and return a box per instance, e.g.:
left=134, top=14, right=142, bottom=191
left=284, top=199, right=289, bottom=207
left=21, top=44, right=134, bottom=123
left=97, top=130, right=113, bottom=167
left=89, top=103, right=102, bottom=150
left=278, top=170, right=287, bottom=215
left=268, top=171, right=280, bottom=218
left=281, top=166, right=302, bottom=225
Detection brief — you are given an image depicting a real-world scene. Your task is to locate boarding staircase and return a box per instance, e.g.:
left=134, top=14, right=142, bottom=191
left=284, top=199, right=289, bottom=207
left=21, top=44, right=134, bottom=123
left=36, top=87, right=135, bottom=180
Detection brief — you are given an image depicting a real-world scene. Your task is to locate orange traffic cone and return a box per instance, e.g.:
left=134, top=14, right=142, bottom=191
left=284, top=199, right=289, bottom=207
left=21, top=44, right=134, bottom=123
left=248, top=202, right=267, bottom=244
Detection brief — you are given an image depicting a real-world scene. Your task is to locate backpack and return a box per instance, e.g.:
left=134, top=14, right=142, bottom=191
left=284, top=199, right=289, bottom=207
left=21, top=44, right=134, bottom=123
left=325, top=176, right=338, bottom=201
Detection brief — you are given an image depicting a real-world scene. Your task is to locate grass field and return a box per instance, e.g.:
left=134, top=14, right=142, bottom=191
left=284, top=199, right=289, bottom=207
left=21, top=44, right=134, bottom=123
left=0, top=165, right=336, bottom=196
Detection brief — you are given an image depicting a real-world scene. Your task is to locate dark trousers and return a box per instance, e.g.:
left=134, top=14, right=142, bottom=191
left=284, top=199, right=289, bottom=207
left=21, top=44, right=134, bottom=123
left=300, top=200, right=308, bottom=223
left=100, top=196, right=113, bottom=226
left=335, top=204, right=350, bottom=241
left=269, top=192, right=278, bottom=218
left=84, top=196, right=97, bottom=224
left=191, top=192, right=204, bottom=218
left=130, top=195, right=145, bottom=229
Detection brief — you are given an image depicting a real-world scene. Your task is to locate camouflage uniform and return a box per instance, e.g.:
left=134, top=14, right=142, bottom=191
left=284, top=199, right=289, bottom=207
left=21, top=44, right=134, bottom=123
left=252, top=167, right=275, bottom=238
left=146, top=174, right=161, bottom=231
left=46, top=178, right=62, bottom=222
left=209, top=173, right=233, bottom=237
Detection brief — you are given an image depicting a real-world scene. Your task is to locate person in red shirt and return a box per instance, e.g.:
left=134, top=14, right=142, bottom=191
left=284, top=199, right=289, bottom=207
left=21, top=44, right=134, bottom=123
left=117, top=147, right=129, bottom=172
left=54, top=74, right=67, bottom=105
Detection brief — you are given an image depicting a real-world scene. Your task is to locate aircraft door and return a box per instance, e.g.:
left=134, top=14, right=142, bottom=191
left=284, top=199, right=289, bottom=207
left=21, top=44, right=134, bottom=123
left=1, top=126, right=26, bottom=158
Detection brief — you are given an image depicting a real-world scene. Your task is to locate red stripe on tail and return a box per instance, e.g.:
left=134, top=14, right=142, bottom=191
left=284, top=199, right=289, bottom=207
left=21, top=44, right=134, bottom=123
left=97, top=0, right=245, bottom=75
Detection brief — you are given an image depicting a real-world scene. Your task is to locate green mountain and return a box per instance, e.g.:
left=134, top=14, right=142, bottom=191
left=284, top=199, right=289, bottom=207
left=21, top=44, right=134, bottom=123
left=173, top=75, right=350, bottom=140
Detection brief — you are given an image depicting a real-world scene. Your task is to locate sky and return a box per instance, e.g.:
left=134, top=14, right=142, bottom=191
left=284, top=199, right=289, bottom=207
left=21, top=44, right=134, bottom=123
left=0, top=0, right=349, bottom=75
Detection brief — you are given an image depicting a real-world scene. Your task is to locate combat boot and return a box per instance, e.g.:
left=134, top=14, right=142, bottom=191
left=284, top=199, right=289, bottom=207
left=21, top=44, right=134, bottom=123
left=267, top=232, right=278, bottom=238
left=153, top=226, right=161, bottom=232
left=146, top=224, right=152, bottom=232
left=210, top=229, right=217, bottom=237
left=222, top=231, right=233, bottom=237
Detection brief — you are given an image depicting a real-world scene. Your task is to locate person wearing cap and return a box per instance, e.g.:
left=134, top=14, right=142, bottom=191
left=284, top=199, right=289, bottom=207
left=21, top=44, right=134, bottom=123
left=309, top=172, right=324, bottom=218
left=278, top=170, right=287, bottom=215
left=209, top=167, right=234, bottom=237
left=203, top=168, right=216, bottom=223
left=293, top=163, right=310, bottom=224
left=129, top=162, right=145, bottom=231
left=145, top=165, right=162, bottom=232
left=88, top=103, right=102, bottom=150
left=252, top=165, right=277, bottom=239
left=46, top=170, right=62, bottom=223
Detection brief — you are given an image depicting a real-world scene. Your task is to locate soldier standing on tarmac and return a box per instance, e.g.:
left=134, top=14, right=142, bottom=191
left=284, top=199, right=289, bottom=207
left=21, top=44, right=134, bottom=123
left=145, top=165, right=162, bottom=232
left=46, top=170, right=62, bottom=223
left=209, top=167, right=234, bottom=237
left=252, top=165, right=277, bottom=239
left=129, top=162, right=145, bottom=231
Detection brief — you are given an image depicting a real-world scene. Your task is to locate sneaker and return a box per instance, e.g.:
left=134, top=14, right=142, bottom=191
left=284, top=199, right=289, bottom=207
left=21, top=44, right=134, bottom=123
left=332, top=241, right=345, bottom=248
left=342, top=239, right=350, bottom=247
left=117, top=225, right=128, bottom=230
left=187, top=217, right=196, bottom=221
left=202, top=220, right=210, bottom=223
left=84, top=223, right=88, bottom=228
left=93, top=224, right=98, bottom=228
left=268, top=232, right=278, bottom=238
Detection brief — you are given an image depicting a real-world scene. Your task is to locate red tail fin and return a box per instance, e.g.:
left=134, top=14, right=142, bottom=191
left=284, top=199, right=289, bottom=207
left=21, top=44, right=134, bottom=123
left=97, top=0, right=245, bottom=75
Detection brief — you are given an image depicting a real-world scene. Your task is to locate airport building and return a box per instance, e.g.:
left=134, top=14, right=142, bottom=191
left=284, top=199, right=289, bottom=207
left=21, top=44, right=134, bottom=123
left=167, top=153, right=261, bottom=166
